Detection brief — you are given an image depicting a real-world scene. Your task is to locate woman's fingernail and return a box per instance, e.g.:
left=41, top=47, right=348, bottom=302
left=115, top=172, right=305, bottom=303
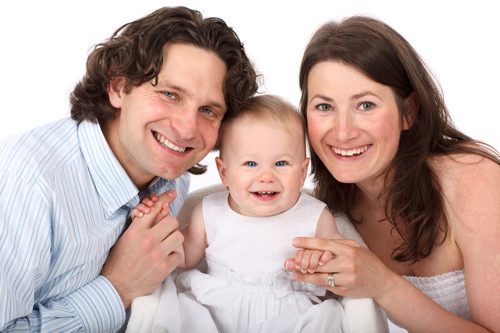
left=291, top=271, right=298, bottom=280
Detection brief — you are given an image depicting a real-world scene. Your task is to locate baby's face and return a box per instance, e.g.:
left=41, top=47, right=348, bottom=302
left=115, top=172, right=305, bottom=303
left=216, top=116, right=309, bottom=217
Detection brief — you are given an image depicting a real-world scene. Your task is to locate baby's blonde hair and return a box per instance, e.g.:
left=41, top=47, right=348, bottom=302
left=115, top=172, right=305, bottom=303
left=217, top=94, right=305, bottom=152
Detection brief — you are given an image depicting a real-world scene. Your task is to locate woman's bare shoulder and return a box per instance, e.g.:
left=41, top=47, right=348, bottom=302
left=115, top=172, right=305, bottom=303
left=429, top=152, right=500, bottom=228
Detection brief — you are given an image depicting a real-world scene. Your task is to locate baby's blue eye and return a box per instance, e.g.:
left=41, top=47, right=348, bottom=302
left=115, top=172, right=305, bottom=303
left=275, top=161, right=286, bottom=167
left=245, top=161, right=257, bottom=167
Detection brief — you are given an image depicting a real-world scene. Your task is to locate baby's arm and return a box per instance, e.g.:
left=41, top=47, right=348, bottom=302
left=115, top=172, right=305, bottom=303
left=294, top=208, right=344, bottom=273
left=180, top=202, right=209, bottom=269
left=131, top=195, right=208, bottom=270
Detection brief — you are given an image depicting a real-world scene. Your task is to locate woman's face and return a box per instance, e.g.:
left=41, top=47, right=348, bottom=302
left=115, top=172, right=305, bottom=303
left=306, top=61, right=409, bottom=188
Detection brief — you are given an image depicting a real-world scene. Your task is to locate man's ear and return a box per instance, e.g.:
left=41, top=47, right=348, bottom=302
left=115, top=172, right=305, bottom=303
left=403, top=91, right=419, bottom=130
left=108, top=77, right=126, bottom=109
left=215, top=156, right=229, bottom=187
left=300, top=157, right=310, bottom=187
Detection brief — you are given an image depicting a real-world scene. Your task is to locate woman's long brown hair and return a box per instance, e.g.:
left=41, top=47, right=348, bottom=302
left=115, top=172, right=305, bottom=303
left=299, top=16, right=500, bottom=262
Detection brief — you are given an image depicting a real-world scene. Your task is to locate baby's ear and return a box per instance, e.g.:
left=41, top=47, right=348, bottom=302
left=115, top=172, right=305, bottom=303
left=300, top=157, right=310, bottom=186
left=403, top=91, right=419, bottom=130
left=215, top=157, right=229, bottom=187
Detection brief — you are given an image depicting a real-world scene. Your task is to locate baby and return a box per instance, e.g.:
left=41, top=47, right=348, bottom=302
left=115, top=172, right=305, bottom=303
left=131, top=95, right=347, bottom=332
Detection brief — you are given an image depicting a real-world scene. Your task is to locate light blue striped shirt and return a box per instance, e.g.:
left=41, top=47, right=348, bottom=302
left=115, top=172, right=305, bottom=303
left=0, top=118, right=190, bottom=332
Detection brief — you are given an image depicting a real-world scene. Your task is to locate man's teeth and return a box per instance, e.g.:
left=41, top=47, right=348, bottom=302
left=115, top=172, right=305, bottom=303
left=155, top=133, right=186, bottom=152
left=333, top=145, right=368, bottom=156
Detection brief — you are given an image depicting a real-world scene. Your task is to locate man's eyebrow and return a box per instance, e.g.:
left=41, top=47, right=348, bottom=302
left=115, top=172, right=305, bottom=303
left=157, top=81, right=226, bottom=110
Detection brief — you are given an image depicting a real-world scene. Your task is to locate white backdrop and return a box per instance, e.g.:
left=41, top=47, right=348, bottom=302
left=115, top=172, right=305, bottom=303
left=1, top=0, right=498, bottom=191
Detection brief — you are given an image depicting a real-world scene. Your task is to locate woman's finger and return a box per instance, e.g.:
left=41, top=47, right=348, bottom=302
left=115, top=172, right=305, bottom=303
left=292, top=271, right=345, bottom=294
left=293, top=237, right=361, bottom=253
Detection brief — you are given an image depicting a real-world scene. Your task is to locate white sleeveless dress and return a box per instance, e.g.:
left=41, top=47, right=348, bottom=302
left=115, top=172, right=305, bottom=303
left=153, top=191, right=348, bottom=333
left=389, top=269, right=471, bottom=332
left=404, top=269, right=471, bottom=320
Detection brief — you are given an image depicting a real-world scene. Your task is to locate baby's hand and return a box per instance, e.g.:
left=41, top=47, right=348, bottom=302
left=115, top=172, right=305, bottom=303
left=294, top=249, right=334, bottom=273
left=130, top=193, right=170, bottom=224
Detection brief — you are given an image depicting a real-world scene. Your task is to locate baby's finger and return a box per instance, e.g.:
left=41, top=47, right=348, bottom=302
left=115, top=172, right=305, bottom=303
left=131, top=208, right=143, bottom=218
left=294, top=249, right=305, bottom=270
left=299, top=250, right=313, bottom=273
left=139, top=203, right=153, bottom=213
left=307, top=251, right=322, bottom=273
left=319, top=250, right=334, bottom=266
left=141, top=198, right=155, bottom=208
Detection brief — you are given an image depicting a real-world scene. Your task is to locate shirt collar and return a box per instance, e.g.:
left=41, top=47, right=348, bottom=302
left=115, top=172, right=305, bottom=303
left=78, top=120, right=139, bottom=216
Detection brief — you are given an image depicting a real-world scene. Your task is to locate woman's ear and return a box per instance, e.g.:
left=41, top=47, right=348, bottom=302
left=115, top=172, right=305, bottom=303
left=108, top=77, right=126, bottom=108
left=215, top=156, right=229, bottom=187
left=403, top=91, right=419, bottom=130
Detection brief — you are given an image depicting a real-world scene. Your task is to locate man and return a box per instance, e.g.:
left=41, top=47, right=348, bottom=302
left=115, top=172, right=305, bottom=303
left=0, top=6, right=257, bottom=332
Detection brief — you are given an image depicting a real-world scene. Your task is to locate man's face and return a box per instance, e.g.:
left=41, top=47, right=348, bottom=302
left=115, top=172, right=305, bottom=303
left=104, top=42, right=227, bottom=188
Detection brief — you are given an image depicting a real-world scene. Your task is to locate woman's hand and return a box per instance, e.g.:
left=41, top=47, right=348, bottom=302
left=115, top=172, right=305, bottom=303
left=285, top=237, right=397, bottom=301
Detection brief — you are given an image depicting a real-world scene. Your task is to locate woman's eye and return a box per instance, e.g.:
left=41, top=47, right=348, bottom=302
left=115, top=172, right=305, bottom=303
left=275, top=161, right=286, bottom=167
left=164, top=91, right=175, bottom=99
left=317, top=104, right=332, bottom=112
left=245, top=161, right=257, bottom=167
left=359, top=102, right=374, bottom=111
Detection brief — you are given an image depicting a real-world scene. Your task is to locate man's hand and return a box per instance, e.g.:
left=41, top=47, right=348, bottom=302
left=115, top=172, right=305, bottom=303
left=101, top=190, right=184, bottom=309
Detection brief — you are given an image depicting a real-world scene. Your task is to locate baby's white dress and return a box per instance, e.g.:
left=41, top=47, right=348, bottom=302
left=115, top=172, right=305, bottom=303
left=153, top=191, right=348, bottom=333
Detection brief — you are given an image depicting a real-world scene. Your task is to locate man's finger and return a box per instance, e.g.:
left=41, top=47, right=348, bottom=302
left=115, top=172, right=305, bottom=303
left=159, top=229, right=184, bottom=255
left=152, top=215, right=180, bottom=243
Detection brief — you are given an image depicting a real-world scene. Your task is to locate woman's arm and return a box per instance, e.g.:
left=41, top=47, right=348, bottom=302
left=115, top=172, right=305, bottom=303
left=439, top=154, right=500, bottom=331
left=288, top=237, right=491, bottom=332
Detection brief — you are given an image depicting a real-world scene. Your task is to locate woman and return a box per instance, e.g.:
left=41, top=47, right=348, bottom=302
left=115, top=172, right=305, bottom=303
left=287, top=16, right=500, bottom=332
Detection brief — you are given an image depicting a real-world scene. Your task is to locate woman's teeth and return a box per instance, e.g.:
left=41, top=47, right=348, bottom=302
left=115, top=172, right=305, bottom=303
left=333, top=145, right=368, bottom=156
left=155, top=133, right=186, bottom=152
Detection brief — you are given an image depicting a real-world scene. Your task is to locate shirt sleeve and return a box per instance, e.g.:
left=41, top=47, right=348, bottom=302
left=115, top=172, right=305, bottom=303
left=0, top=172, right=126, bottom=332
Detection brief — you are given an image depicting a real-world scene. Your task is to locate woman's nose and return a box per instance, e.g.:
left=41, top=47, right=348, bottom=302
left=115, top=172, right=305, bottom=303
left=333, top=111, right=357, bottom=141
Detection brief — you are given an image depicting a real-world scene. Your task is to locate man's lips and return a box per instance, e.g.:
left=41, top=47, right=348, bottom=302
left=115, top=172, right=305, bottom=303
left=153, top=131, right=188, bottom=153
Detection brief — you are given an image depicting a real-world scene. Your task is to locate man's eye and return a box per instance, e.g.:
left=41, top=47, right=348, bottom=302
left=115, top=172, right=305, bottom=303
left=164, top=91, right=175, bottom=98
left=245, top=161, right=257, bottom=167
left=275, top=161, right=286, bottom=167
left=201, top=107, right=213, bottom=115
